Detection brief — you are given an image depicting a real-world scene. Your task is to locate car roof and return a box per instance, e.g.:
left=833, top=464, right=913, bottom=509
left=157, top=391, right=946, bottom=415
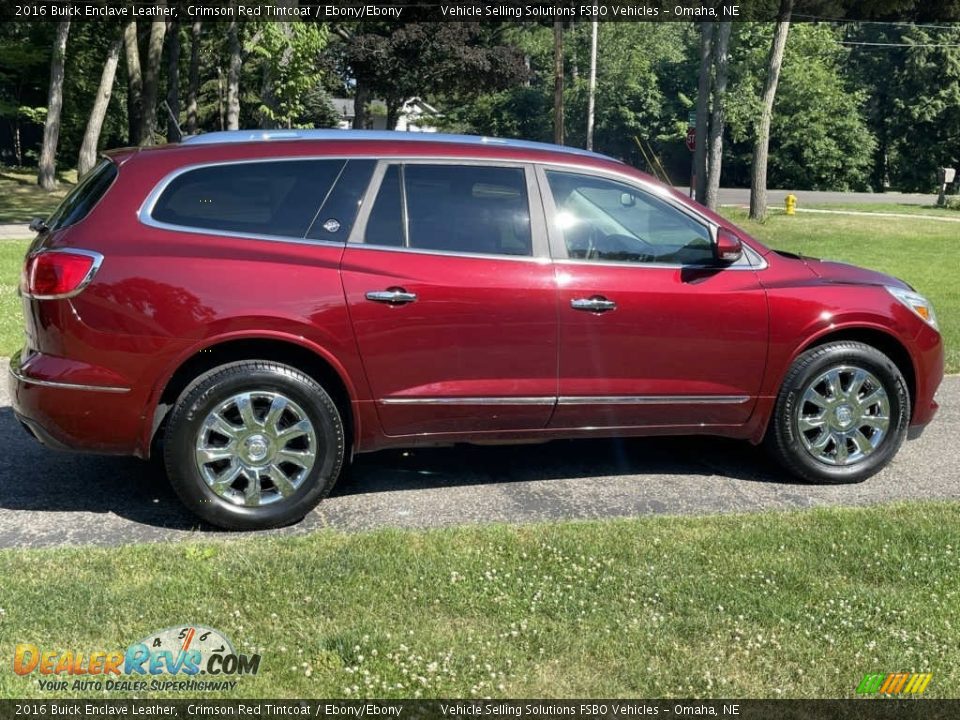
left=179, top=129, right=622, bottom=164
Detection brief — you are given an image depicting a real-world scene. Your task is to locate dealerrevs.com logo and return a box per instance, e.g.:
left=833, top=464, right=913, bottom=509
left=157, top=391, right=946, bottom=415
left=14, top=626, right=261, bottom=693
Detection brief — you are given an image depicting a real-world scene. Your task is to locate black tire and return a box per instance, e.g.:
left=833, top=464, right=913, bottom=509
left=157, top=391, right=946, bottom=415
left=765, top=341, right=909, bottom=484
left=163, top=361, right=345, bottom=530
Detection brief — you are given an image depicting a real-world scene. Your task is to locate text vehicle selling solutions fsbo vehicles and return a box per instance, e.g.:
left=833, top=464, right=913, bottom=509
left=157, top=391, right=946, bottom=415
left=9, top=130, right=944, bottom=529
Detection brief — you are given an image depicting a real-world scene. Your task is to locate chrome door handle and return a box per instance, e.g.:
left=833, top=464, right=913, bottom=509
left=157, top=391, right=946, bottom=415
left=571, top=296, right=617, bottom=312
left=365, top=288, right=418, bottom=305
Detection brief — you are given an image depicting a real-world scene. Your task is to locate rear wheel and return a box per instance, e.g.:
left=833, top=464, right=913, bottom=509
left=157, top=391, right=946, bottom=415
left=163, top=361, right=345, bottom=529
left=766, top=341, right=909, bottom=484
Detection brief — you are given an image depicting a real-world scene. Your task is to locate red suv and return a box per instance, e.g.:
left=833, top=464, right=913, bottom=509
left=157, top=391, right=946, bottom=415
left=10, top=130, right=944, bottom=529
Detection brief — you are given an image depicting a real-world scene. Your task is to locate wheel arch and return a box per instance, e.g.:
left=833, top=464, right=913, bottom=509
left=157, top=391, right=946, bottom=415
left=798, top=327, right=916, bottom=413
left=749, top=324, right=917, bottom=445
left=147, top=336, right=360, bottom=459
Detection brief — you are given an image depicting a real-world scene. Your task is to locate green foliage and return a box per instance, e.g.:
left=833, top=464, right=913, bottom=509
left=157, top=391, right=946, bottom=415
left=247, top=23, right=335, bottom=129
left=725, top=23, right=875, bottom=190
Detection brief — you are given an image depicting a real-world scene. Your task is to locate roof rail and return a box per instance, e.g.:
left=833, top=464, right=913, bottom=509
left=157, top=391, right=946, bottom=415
left=180, top=128, right=616, bottom=162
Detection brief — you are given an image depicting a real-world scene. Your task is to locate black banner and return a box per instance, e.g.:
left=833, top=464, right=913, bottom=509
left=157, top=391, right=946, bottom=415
left=2, top=0, right=960, bottom=24
left=1, top=700, right=960, bottom=720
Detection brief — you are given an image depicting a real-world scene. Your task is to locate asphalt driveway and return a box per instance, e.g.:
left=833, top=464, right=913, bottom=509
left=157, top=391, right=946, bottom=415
left=2, top=363, right=957, bottom=549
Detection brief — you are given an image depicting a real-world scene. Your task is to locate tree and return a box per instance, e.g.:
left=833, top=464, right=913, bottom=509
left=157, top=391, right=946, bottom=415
left=38, top=21, right=69, bottom=191
left=185, top=22, right=201, bottom=134
left=333, top=23, right=527, bottom=132
left=249, top=23, right=330, bottom=129
left=0, top=24, right=51, bottom=167
left=705, top=22, right=731, bottom=210
left=226, top=16, right=241, bottom=130
left=749, top=0, right=793, bottom=220
left=78, top=31, right=122, bottom=177
left=693, top=22, right=713, bottom=203
left=166, top=18, right=180, bottom=142
left=139, top=10, right=167, bottom=144
left=123, top=21, right=143, bottom=145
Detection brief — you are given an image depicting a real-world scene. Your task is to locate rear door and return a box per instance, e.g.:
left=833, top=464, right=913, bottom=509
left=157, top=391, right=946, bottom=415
left=340, top=161, right=558, bottom=436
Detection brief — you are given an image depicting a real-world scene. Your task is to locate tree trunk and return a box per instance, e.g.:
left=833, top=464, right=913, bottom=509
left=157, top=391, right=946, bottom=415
left=705, top=22, right=731, bottom=211
left=185, top=22, right=201, bottom=135
left=749, top=0, right=793, bottom=220
left=139, top=9, right=167, bottom=145
left=693, top=22, right=714, bottom=203
left=78, top=33, right=122, bottom=178
left=38, top=21, right=70, bottom=191
left=586, top=19, right=598, bottom=151
left=553, top=20, right=564, bottom=145
left=352, top=79, right=369, bottom=129
left=385, top=98, right=401, bottom=131
left=166, top=18, right=180, bottom=142
left=226, top=15, right=241, bottom=131
left=123, top=21, right=143, bottom=145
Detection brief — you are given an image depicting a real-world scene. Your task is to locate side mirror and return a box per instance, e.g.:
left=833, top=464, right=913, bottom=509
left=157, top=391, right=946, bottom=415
left=619, top=192, right=636, bottom=208
left=28, top=217, right=49, bottom=233
left=715, top=228, right=743, bottom=264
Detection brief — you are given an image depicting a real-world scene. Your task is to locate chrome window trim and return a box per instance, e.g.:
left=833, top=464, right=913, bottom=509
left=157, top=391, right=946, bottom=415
left=21, top=248, right=104, bottom=300
left=137, top=156, right=359, bottom=248
left=347, top=158, right=551, bottom=261
left=136, top=152, right=768, bottom=266
left=8, top=363, right=130, bottom=394
left=534, top=162, right=767, bottom=271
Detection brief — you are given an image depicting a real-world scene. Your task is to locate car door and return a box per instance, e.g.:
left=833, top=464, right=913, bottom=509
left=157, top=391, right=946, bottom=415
left=539, top=166, right=769, bottom=430
left=340, top=160, right=558, bottom=436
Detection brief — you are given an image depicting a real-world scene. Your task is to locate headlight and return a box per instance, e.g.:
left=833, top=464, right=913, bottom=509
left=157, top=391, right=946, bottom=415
left=886, top=286, right=939, bottom=331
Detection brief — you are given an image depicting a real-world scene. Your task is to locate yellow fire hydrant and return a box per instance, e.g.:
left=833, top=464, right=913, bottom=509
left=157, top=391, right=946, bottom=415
left=785, top=194, right=797, bottom=216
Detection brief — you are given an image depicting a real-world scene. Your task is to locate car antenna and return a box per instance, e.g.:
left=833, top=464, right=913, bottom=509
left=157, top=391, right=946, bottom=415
left=162, top=100, right=183, bottom=142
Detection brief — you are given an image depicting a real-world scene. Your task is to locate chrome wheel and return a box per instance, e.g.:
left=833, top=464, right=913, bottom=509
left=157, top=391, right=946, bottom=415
left=796, top=365, right=890, bottom=466
left=194, top=391, right=318, bottom=506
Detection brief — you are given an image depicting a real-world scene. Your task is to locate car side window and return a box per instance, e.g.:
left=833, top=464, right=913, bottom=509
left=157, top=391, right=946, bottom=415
left=545, top=170, right=713, bottom=265
left=363, top=164, right=533, bottom=257
left=151, top=159, right=346, bottom=239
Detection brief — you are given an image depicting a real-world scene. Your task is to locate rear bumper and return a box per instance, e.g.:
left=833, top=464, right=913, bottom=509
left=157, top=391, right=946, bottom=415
left=8, top=349, right=143, bottom=455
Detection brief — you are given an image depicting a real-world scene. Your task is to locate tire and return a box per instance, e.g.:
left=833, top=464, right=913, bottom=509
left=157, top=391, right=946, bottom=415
left=163, top=361, right=345, bottom=529
left=765, top=341, right=909, bottom=484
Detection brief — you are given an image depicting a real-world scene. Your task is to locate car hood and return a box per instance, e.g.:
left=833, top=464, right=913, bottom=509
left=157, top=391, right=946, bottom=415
left=773, top=250, right=910, bottom=290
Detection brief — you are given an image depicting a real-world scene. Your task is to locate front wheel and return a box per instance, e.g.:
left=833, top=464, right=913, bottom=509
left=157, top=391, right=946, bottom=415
left=765, top=341, right=910, bottom=484
left=163, top=361, right=345, bottom=529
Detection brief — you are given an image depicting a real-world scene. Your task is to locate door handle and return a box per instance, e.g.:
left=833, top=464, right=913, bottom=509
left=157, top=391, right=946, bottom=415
left=365, top=288, right=418, bottom=305
left=570, top=296, right=617, bottom=313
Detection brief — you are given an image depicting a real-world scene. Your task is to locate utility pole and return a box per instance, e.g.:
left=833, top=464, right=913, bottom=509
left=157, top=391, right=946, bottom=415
left=553, top=20, right=564, bottom=145
left=586, top=19, right=598, bottom=151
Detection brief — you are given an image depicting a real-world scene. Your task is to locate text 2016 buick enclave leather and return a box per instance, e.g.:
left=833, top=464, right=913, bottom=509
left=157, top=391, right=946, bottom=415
left=10, top=130, right=943, bottom=529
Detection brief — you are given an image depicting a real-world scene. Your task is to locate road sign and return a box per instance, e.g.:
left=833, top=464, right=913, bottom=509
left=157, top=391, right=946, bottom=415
left=687, top=110, right=697, bottom=127
left=685, top=127, right=696, bottom=152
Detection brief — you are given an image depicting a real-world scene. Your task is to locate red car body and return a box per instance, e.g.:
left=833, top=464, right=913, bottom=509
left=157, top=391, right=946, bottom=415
left=9, top=133, right=943, bottom=486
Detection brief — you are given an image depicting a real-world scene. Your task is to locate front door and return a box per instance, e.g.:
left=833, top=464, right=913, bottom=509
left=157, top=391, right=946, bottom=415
left=540, top=167, right=769, bottom=430
left=341, top=161, right=557, bottom=436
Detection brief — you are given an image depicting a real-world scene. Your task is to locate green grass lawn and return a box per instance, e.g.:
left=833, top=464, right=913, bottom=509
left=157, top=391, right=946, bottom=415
left=0, top=502, right=957, bottom=699
left=723, top=208, right=958, bottom=373
left=0, top=166, right=76, bottom=224
left=0, top=239, right=28, bottom=357
left=798, top=202, right=960, bottom=216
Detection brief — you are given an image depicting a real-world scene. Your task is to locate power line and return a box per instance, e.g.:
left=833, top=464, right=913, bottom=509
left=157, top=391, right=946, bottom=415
left=840, top=40, right=960, bottom=47
left=794, top=14, right=960, bottom=31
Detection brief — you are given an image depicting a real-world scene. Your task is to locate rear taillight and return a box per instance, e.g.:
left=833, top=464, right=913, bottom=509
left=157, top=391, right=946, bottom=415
left=21, top=249, right=103, bottom=299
